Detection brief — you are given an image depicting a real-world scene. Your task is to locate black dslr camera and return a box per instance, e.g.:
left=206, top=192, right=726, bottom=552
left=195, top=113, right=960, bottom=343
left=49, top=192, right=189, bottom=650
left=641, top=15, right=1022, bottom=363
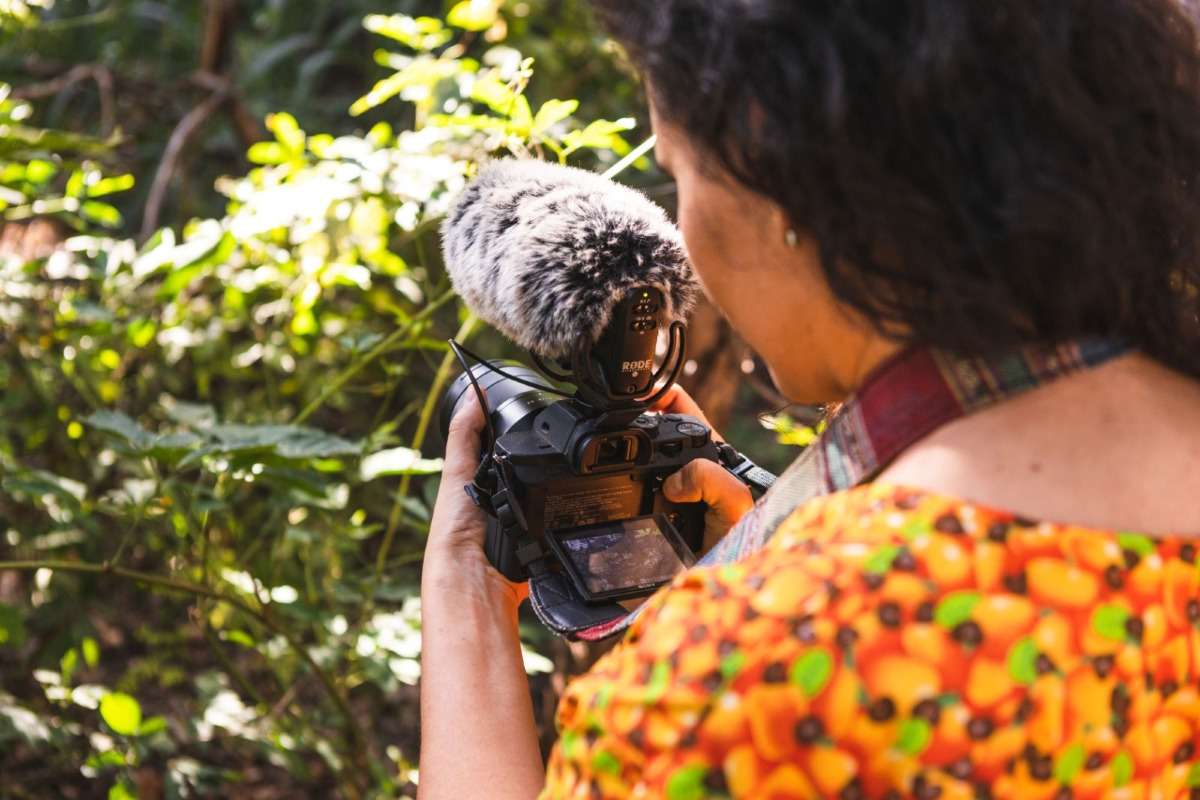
left=440, top=288, right=773, bottom=605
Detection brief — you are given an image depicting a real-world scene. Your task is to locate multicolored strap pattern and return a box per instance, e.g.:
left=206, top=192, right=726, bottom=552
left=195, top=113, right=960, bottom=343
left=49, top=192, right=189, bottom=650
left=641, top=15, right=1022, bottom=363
left=573, top=339, right=1128, bottom=642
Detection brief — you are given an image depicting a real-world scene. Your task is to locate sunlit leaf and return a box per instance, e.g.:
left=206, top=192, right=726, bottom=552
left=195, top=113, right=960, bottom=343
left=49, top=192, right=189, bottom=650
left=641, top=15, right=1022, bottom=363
left=363, top=13, right=452, bottom=51
left=361, top=447, right=443, bottom=480
left=470, top=75, right=519, bottom=115
left=247, top=141, right=288, bottom=165
left=447, top=0, right=503, bottom=31
left=108, top=781, right=136, bottom=800
left=81, top=637, right=99, bottom=668
left=99, top=692, right=141, bottom=736
left=561, top=117, right=636, bottom=156
left=267, top=112, right=305, bottom=155
left=80, top=200, right=123, bottom=227
left=350, top=56, right=464, bottom=116
left=65, top=169, right=85, bottom=198
left=533, top=99, right=579, bottom=133
left=87, top=173, right=134, bottom=198
left=427, top=112, right=510, bottom=133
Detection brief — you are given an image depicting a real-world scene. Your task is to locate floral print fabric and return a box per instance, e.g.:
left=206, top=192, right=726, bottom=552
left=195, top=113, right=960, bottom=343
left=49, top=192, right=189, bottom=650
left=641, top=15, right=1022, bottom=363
left=540, top=484, right=1200, bottom=799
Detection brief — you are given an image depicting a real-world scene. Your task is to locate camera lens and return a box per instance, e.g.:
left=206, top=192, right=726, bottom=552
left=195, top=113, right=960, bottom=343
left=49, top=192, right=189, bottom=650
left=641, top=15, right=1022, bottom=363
left=439, top=360, right=558, bottom=443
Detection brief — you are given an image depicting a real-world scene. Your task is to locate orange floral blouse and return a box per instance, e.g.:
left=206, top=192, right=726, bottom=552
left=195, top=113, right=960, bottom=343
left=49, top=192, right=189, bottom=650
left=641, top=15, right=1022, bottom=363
left=539, top=484, right=1200, bottom=800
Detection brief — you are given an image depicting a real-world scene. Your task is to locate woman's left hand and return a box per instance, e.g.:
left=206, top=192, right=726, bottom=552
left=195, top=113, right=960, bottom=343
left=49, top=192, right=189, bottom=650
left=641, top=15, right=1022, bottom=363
left=419, top=391, right=544, bottom=800
left=422, top=390, right=527, bottom=612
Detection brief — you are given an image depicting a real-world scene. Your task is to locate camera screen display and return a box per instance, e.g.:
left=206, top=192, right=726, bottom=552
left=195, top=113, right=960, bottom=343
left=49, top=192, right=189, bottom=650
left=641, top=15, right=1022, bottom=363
left=552, top=515, right=693, bottom=599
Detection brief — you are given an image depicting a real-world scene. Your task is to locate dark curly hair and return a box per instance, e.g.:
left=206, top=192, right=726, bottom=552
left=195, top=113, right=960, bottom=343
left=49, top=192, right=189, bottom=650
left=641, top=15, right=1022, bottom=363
left=591, top=0, right=1200, bottom=376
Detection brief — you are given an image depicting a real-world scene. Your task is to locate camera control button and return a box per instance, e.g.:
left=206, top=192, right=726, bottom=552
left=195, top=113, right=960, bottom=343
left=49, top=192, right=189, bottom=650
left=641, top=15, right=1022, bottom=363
left=632, top=414, right=658, bottom=431
left=675, top=421, right=709, bottom=446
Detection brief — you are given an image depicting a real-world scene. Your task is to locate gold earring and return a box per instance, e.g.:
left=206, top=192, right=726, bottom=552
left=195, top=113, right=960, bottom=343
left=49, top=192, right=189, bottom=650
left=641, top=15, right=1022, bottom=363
left=785, top=229, right=799, bottom=249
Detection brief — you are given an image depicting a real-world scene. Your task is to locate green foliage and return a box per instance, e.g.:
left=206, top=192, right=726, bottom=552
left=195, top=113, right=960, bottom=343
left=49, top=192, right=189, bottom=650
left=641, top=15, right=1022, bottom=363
left=0, top=0, right=52, bottom=31
left=761, top=411, right=823, bottom=448
left=0, top=2, right=647, bottom=795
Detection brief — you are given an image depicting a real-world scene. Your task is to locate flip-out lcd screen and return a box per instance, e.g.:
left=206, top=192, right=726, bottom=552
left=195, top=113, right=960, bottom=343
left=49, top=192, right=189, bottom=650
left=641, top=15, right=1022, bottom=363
left=549, top=514, right=694, bottom=602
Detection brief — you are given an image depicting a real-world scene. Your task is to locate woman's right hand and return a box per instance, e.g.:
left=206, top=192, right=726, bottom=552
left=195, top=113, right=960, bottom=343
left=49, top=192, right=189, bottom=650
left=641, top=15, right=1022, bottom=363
left=650, top=385, right=754, bottom=554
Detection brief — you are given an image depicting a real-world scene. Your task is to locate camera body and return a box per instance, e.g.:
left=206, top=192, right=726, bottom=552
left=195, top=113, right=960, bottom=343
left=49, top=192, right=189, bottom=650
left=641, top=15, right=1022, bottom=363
left=441, top=287, right=772, bottom=606
left=442, top=361, right=721, bottom=601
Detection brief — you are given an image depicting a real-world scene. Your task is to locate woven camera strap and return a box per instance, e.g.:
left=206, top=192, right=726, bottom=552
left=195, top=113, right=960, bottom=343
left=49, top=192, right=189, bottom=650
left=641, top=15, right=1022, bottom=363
left=527, top=338, right=1130, bottom=641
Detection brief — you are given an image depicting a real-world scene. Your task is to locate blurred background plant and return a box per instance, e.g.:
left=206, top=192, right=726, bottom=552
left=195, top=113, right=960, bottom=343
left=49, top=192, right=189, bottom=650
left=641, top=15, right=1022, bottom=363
left=0, top=1, right=809, bottom=797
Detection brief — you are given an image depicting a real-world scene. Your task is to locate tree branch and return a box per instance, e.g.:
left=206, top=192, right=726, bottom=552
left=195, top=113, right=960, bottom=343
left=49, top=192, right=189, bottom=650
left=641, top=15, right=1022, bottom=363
left=139, top=88, right=229, bottom=240
left=11, top=64, right=116, bottom=136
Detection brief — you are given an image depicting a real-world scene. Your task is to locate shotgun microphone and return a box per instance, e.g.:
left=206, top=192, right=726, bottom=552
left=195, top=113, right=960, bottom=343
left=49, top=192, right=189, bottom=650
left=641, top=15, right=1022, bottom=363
left=440, top=158, right=699, bottom=364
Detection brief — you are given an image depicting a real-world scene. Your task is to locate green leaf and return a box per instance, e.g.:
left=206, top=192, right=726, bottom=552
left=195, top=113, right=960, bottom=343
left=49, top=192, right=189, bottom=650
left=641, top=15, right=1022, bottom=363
left=65, top=169, right=85, bottom=198
left=137, top=715, right=167, bottom=736
left=2, top=468, right=86, bottom=505
left=0, top=124, right=116, bottom=160
left=864, top=545, right=901, bottom=574
left=80, top=200, right=123, bottom=227
left=60, top=648, right=78, bottom=684
left=533, top=99, right=579, bottom=133
left=0, top=604, right=26, bottom=648
left=561, top=117, right=636, bottom=156
left=427, top=113, right=511, bottom=133
left=789, top=648, right=833, bottom=697
left=470, top=76, right=521, bottom=116
left=207, top=424, right=359, bottom=459
left=24, top=159, right=55, bottom=184
left=247, top=141, right=288, bottom=165
left=99, top=692, right=142, bottom=736
left=126, top=318, right=157, bottom=348
left=361, top=447, right=443, bottom=480
left=895, top=718, right=932, bottom=756
left=87, top=173, right=134, bottom=197
left=108, top=780, right=136, bottom=800
left=267, top=112, right=305, bottom=155
left=81, top=637, right=100, bottom=668
left=1111, top=750, right=1134, bottom=787
left=934, top=591, right=981, bottom=629
left=509, top=96, right=533, bottom=135
left=163, top=401, right=217, bottom=429
left=1117, top=532, right=1155, bottom=557
left=447, top=0, right=502, bottom=31
left=222, top=630, right=256, bottom=648
left=1092, top=605, right=1131, bottom=641
left=86, top=750, right=127, bottom=769
left=1007, top=637, right=1038, bottom=685
left=363, top=14, right=452, bottom=51
left=1054, top=742, right=1086, bottom=785
left=665, top=764, right=708, bottom=800
left=366, top=121, right=393, bottom=146
left=1186, top=761, right=1200, bottom=787
left=86, top=410, right=154, bottom=450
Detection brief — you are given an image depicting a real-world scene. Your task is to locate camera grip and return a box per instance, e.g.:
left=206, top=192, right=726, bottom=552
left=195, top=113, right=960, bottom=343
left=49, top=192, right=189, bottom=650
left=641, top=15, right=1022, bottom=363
left=484, top=518, right=529, bottom=583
